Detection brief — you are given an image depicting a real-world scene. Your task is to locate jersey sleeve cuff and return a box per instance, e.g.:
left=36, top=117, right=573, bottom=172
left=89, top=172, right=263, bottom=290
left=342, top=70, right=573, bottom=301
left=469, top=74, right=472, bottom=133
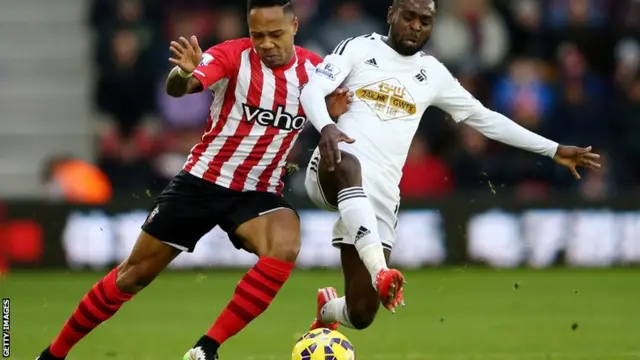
left=191, top=69, right=209, bottom=91
left=546, top=142, right=560, bottom=158
left=312, top=118, right=336, bottom=132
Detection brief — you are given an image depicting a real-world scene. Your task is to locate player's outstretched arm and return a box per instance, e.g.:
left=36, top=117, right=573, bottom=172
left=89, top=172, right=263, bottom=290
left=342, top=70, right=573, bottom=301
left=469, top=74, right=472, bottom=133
left=166, top=36, right=205, bottom=97
left=432, top=62, right=601, bottom=179
left=463, top=113, right=601, bottom=179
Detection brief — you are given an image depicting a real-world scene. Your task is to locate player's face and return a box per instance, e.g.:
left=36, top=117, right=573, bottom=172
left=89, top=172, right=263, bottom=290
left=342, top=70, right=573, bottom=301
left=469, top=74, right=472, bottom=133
left=248, top=7, right=298, bottom=68
left=387, top=0, right=435, bottom=56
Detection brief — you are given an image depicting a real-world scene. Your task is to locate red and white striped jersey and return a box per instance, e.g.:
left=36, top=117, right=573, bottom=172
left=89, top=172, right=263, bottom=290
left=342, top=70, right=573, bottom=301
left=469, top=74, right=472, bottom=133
left=185, top=38, right=322, bottom=194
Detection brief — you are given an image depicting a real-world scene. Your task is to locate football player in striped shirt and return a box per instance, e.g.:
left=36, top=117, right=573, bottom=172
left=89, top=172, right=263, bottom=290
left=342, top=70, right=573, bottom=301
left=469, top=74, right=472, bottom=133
left=36, top=1, right=352, bottom=360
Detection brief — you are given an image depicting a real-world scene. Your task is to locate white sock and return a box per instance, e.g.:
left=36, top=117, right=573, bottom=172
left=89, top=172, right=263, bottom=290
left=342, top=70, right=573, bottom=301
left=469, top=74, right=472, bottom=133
left=320, top=297, right=355, bottom=329
left=337, top=187, right=388, bottom=285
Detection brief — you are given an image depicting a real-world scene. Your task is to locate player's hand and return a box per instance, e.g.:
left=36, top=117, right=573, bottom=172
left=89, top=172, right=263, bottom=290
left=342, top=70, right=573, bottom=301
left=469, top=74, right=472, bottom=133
left=553, top=145, right=601, bottom=180
left=169, top=35, right=203, bottom=74
left=318, top=124, right=355, bottom=172
left=325, top=87, right=353, bottom=121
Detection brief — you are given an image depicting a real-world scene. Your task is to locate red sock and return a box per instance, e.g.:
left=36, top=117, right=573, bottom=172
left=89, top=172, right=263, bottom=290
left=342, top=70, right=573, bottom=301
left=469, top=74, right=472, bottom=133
left=49, top=267, right=133, bottom=358
left=206, top=256, right=294, bottom=344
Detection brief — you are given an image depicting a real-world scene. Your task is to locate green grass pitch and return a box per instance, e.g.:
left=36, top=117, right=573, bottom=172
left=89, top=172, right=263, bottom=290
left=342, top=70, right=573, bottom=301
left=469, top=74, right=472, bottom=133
left=2, top=268, right=639, bottom=360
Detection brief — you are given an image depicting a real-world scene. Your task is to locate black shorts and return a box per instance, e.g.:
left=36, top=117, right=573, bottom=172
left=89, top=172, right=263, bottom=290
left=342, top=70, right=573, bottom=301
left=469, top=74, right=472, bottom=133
left=141, top=170, right=296, bottom=252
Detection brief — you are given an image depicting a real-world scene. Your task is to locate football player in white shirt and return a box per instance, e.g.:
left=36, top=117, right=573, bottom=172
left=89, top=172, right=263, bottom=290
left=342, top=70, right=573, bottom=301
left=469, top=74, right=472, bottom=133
left=299, top=0, right=601, bottom=332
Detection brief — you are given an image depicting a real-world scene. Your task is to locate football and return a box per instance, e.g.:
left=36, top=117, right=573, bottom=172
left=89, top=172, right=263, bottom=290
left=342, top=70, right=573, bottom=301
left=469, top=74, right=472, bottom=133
left=291, top=328, right=356, bottom=360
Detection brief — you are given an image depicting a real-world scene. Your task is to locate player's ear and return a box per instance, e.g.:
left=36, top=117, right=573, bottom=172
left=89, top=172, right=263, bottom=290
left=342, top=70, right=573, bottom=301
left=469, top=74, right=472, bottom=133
left=292, top=15, right=299, bottom=35
left=386, top=6, right=394, bottom=24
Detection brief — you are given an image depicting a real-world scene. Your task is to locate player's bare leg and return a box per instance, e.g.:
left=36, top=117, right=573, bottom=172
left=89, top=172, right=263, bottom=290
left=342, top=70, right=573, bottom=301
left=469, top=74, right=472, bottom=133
left=315, top=150, right=405, bottom=311
left=37, top=232, right=180, bottom=360
left=312, top=245, right=394, bottom=330
left=185, top=209, right=299, bottom=360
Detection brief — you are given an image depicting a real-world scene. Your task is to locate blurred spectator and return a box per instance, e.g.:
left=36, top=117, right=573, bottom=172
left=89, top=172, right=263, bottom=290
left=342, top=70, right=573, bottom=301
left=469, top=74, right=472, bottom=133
left=400, top=135, right=453, bottom=198
left=98, top=126, right=157, bottom=195
left=203, top=7, right=246, bottom=47
left=491, top=57, right=558, bottom=195
left=578, top=152, right=613, bottom=200
left=547, top=0, right=610, bottom=29
left=451, top=125, right=511, bottom=192
left=92, top=0, right=162, bottom=72
left=42, top=157, right=112, bottom=204
left=319, top=1, right=384, bottom=51
left=505, top=0, right=550, bottom=58
left=89, top=0, right=161, bottom=31
left=96, top=29, right=155, bottom=137
left=430, top=0, right=509, bottom=73
left=548, top=44, right=609, bottom=150
left=613, top=38, right=640, bottom=91
left=615, top=74, right=640, bottom=188
left=292, top=0, right=326, bottom=54
left=492, top=57, right=554, bottom=126
left=156, top=12, right=215, bottom=132
left=546, top=0, right=613, bottom=74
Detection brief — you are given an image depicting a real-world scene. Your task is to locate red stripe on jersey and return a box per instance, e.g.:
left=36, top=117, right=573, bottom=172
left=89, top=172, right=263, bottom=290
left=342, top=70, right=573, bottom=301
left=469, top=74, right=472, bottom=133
left=184, top=79, right=238, bottom=173
left=230, top=67, right=289, bottom=192
left=203, top=51, right=265, bottom=183
left=183, top=115, right=213, bottom=173
left=263, top=59, right=311, bottom=194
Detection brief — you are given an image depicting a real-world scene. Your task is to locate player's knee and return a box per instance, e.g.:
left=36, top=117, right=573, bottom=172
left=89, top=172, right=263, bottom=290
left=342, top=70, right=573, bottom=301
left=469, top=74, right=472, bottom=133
left=263, top=235, right=300, bottom=262
left=347, top=302, right=378, bottom=330
left=333, top=152, right=361, bottom=188
left=257, top=210, right=301, bottom=262
left=115, top=259, right=159, bottom=294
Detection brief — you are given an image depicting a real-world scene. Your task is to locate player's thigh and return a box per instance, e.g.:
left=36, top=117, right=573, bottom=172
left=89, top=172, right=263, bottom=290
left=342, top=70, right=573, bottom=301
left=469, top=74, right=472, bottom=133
left=305, top=149, right=339, bottom=212
left=223, top=191, right=301, bottom=262
left=340, top=244, right=391, bottom=327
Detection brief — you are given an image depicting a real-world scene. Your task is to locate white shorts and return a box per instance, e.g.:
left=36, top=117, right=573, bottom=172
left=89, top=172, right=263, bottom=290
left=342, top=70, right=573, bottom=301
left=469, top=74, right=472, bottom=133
left=304, top=148, right=399, bottom=251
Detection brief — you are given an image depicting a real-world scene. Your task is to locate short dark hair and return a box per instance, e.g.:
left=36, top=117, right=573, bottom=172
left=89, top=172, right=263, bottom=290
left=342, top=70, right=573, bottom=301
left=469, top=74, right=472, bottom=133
left=393, top=0, right=437, bottom=10
left=247, top=0, right=293, bottom=14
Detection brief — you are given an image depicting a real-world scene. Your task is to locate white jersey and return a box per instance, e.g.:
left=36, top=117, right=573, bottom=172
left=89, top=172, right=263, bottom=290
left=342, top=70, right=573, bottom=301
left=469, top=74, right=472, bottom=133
left=302, top=32, right=558, bottom=201
left=316, top=33, right=484, bottom=193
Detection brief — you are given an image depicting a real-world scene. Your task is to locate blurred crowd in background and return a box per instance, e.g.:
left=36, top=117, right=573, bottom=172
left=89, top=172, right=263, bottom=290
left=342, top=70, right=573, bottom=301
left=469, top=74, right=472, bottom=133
left=82, top=0, right=640, bottom=202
